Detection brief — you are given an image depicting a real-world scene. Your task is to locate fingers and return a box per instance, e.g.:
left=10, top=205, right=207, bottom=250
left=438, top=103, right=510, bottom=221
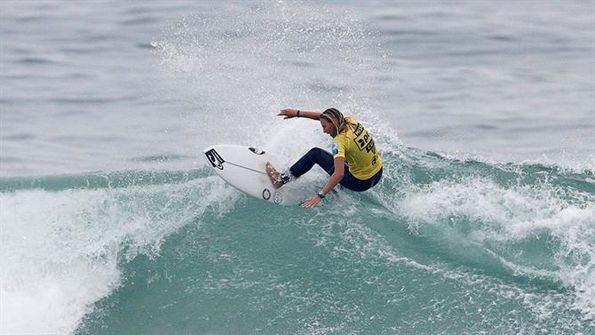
left=300, top=196, right=321, bottom=208
left=278, top=108, right=296, bottom=119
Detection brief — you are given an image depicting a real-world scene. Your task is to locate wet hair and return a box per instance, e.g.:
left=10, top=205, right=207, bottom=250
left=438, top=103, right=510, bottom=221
left=320, top=108, right=347, bottom=134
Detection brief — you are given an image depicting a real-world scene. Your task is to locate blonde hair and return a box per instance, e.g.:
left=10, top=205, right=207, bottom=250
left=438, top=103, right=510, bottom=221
left=321, top=108, right=351, bottom=134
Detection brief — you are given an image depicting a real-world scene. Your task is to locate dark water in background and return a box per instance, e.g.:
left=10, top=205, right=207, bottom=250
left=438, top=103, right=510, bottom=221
left=1, top=1, right=594, bottom=334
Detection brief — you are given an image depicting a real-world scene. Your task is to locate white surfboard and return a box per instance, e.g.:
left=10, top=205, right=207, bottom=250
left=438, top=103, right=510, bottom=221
left=203, top=144, right=292, bottom=205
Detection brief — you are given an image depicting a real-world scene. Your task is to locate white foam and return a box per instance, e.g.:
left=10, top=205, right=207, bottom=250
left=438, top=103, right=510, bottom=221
left=0, top=176, right=238, bottom=334
left=397, top=177, right=595, bottom=317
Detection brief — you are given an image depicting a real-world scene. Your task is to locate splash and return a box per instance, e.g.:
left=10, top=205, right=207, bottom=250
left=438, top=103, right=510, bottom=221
left=396, top=173, right=595, bottom=318
left=150, top=2, right=390, bottom=150
left=0, top=173, right=238, bottom=334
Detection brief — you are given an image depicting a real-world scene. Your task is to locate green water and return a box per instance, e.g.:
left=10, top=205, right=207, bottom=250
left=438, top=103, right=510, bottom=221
left=3, top=150, right=594, bottom=334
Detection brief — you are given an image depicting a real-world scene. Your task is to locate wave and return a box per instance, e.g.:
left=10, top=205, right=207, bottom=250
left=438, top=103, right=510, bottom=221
left=3, top=1, right=593, bottom=333
left=378, top=147, right=595, bottom=315
left=1, top=169, right=239, bottom=334
left=2, top=148, right=594, bottom=333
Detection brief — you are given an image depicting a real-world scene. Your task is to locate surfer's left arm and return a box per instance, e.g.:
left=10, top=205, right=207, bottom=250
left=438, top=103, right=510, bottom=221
left=302, top=157, right=344, bottom=208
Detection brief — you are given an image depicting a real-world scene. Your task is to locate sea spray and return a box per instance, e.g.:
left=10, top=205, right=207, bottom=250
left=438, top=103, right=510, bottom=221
left=0, top=173, right=238, bottom=333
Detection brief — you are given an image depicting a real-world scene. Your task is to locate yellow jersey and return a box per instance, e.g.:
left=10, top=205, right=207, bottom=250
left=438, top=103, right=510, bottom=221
left=331, top=117, right=382, bottom=180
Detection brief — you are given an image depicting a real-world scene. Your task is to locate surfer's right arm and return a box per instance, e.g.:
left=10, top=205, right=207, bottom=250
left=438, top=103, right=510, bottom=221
left=278, top=108, right=321, bottom=120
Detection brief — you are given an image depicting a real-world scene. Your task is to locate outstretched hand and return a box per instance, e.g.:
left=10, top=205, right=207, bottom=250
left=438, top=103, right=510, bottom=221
left=301, top=195, right=322, bottom=208
left=278, top=108, right=298, bottom=119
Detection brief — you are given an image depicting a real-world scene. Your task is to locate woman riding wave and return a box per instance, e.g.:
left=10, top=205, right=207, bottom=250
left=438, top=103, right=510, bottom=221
left=266, top=107, right=383, bottom=208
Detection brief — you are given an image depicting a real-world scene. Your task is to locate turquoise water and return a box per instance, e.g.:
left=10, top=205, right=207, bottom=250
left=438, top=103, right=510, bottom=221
left=1, top=1, right=594, bottom=334
left=3, top=150, right=594, bottom=334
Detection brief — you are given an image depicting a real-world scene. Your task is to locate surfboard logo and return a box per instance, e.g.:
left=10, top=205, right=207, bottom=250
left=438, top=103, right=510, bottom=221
left=262, top=188, right=271, bottom=200
left=273, top=191, right=283, bottom=204
left=205, top=149, right=225, bottom=170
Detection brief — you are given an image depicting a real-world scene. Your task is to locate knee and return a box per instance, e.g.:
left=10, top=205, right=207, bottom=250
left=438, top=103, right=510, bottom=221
left=311, top=147, right=327, bottom=155
left=305, top=147, right=324, bottom=158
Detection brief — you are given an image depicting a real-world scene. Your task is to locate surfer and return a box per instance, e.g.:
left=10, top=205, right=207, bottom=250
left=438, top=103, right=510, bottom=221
left=266, top=108, right=383, bottom=208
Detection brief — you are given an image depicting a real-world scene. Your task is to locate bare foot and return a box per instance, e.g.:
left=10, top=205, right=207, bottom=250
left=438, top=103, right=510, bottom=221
left=265, top=162, right=284, bottom=189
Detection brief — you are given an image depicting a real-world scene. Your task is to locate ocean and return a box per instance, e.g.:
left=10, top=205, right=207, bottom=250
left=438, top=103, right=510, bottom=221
left=1, top=1, right=594, bottom=334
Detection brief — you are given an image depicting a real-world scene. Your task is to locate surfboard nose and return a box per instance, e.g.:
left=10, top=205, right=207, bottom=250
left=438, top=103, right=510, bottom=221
left=204, top=148, right=225, bottom=170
